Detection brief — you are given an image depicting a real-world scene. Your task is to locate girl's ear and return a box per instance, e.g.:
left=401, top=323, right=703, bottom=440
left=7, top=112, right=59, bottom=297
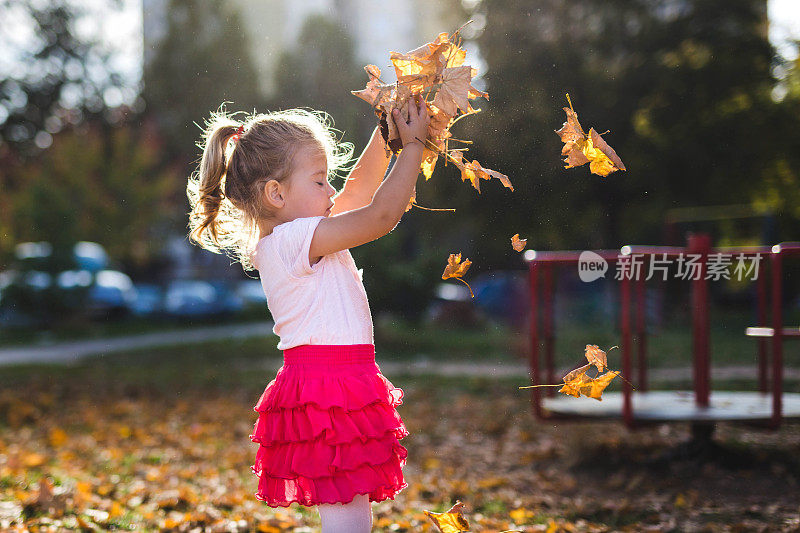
left=262, top=179, right=285, bottom=209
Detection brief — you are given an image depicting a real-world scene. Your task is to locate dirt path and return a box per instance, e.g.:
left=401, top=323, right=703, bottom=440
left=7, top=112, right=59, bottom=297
left=2, top=324, right=799, bottom=382
left=0, top=321, right=274, bottom=366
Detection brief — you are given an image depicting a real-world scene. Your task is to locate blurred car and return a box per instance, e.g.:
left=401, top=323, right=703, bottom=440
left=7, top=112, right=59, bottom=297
left=129, top=283, right=165, bottom=317
left=471, top=271, right=529, bottom=326
left=233, top=279, right=267, bottom=308
left=0, top=241, right=135, bottom=324
left=424, top=282, right=483, bottom=328
left=163, top=279, right=244, bottom=318
left=85, top=269, right=137, bottom=319
left=72, top=241, right=109, bottom=272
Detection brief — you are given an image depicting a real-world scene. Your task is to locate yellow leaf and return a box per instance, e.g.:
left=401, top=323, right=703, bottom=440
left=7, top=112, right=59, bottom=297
left=423, top=457, right=441, bottom=470
left=421, top=148, right=438, bottom=180
left=23, top=452, right=47, bottom=468
left=109, top=501, right=125, bottom=519
left=674, top=493, right=687, bottom=508
left=48, top=427, right=68, bottom=447
left=424, top=501, right=470, bottom=533
left=477, top=476, right=507, bottom=489
left=588, top=371, right=619, bottom=401
left=559, top=364, right=592, bottom=398
left=509, top=507, right=535, bottom=525
left=555, top=96, right=625, bottom=177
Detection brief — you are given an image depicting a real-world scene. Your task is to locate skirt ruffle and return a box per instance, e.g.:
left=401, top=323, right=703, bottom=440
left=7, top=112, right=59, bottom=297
left=249, top=344, right=408, bottom=507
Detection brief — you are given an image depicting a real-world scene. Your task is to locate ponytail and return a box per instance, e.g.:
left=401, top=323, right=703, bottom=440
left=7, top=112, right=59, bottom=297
left=187, top=117, right=241, bottom=250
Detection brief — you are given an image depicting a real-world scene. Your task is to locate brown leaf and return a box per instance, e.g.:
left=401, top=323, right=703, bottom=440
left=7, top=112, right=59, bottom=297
left=584, top=344, right=608, bottom=372
left=511, top=234, right=527, bottom=252
left=451, top=156, right=513, bottom=193
left=432, top=65, right=474, bottom=116
left=352, top=28, right=508, bottom=187
left=555, top=97, right=625, bottom=177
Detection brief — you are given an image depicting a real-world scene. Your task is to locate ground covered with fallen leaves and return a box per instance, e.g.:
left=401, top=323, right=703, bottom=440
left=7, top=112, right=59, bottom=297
left=1, top=352, right=799, bottom=531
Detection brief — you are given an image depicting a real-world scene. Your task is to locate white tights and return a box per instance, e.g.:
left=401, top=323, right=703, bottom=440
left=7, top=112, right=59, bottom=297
left=317, top=493, right=372, bottom=533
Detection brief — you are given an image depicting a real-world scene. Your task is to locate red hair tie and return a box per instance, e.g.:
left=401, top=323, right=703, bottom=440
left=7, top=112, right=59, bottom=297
left=231, top=124, right=245, bottom=143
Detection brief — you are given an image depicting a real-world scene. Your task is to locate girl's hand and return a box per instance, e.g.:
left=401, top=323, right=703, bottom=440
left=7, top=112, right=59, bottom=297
left=392, top=95, right=430, bottom=149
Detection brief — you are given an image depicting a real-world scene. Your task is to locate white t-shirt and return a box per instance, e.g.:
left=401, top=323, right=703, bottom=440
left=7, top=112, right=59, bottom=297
left=251, top=216, right=374, bottom=350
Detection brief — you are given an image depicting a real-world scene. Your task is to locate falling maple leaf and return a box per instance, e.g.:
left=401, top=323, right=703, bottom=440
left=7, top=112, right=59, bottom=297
left=449, top=151, right=513, bottom=193
left=558, top=364, right=593, bottom=398
left=520, top=344, right=628, bottom=401
left=584, top=344, right=611, bottom=372
left=424, top=501, right=470, bottom=533
left=555, top=94, right=626, bottom=177
left=442, top=253, right=474, bottom=298
left=588, top=370, right=621, bottom=400
left=511, top=234, right=527, bottom=252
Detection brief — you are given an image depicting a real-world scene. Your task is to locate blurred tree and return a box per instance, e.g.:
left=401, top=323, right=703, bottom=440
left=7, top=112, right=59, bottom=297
left=142, top=0, right=262, bottom=163
left=753, top=48, right=800, bottom=231
left=271, top=13, right=375, bottom=149
left=0, top=119, right=179, bottom=273
left=442, top=0, right=799, bottom=265
left=0, top=0, right=129, bottom=156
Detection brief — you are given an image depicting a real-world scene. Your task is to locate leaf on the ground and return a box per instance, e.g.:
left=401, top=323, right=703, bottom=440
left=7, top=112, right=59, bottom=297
left=424, top=501, right=470, bottom=533
left=555, top=95, right=625, bottom=177
left=511, top=234, right=527, bottom=252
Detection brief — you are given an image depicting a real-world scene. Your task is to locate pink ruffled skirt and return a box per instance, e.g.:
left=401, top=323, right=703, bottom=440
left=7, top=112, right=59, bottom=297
left=249, top=344, right=409, bottom=507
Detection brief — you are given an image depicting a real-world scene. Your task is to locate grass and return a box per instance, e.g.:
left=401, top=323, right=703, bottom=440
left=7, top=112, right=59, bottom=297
left=1, top=305, right=795, bottom=398
left=2, top=330, right=800, bottom=531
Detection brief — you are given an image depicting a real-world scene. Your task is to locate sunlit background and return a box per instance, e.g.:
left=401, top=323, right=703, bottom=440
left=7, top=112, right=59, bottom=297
left=2, top=2, right=800, bottom=531
left=1, top=0, right=799, bottom=333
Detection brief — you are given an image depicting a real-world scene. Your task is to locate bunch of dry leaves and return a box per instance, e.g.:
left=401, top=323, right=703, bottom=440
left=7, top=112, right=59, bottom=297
left=352, top=24, right=513, bottom=203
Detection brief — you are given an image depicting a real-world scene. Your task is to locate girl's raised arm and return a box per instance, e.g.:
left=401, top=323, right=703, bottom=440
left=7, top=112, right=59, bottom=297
left=309, top=96, right=429, bottom=263
left=329, top=126, right=392, bottom=215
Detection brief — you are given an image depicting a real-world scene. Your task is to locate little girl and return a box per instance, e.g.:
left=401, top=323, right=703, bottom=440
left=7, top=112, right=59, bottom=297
left=187, top=97, right=430, bottom=532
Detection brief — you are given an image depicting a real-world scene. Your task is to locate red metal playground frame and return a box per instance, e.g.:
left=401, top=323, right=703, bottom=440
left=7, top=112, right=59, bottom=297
left=525, top=234, right=800, bottom=429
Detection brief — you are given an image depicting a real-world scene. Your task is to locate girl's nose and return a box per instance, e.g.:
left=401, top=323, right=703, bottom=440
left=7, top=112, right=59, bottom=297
left=326, top=183, right=336, bottom=196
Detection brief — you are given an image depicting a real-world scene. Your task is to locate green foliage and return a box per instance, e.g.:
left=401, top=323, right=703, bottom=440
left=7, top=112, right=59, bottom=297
left=453, top=0, right=800, bottom=257
left=142, top=0, right=262, bottom=161
left=0, top=121, right=178, bottom=269
left=270, top=13, right=375, bottom=149
left=353, top=211, right=447, bottom=318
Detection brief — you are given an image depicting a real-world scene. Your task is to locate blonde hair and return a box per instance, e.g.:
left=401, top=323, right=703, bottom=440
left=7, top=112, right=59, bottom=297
left=187, top=106, right=354, bottom=271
